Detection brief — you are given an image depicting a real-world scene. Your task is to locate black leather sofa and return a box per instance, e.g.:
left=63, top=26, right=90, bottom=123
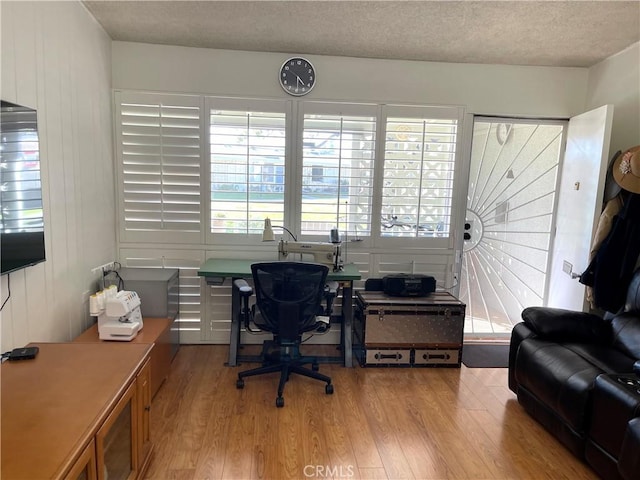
left=508, top=269, right=640, bottom=480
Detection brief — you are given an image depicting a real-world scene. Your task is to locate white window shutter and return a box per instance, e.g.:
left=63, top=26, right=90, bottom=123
left=209, top=107, right=287, bottom=236
left=115, top=92, right=204, bottom=244
left=299, top=106, right=377, bottom=239
left=381, top=113, right=458, bottom=238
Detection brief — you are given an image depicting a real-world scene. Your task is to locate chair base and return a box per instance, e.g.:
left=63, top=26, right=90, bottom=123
left=236, top=343, right=333, bottom=407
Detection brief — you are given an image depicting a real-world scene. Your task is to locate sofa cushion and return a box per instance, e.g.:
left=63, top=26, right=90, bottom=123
left=611, top=312, right=640, bottom=360
left=515, top=338, right=606, bottom=431
left=563, top=343, right=636, bottom=374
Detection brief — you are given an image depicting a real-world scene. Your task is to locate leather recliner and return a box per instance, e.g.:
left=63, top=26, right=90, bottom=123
left=509, top=268, right=640, bottom=480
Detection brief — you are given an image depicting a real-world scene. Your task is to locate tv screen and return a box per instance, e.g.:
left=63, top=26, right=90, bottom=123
left=0, top=100, right=46, bottom=275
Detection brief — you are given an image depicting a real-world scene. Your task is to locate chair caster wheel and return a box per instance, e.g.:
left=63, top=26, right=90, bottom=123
left=236, top=379, right=245, bottom=389
left=276, top=397, right=285, bottom=408
left=325, top=384, right=334, bottom=395
left=312, top=363, right=319, bottom=372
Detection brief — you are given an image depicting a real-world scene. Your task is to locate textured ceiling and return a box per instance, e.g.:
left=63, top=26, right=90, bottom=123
left=83, top=0, right=640, bottom=67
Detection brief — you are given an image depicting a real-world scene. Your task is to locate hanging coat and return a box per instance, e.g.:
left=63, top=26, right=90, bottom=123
left=583, top=192, right=640, bottom=312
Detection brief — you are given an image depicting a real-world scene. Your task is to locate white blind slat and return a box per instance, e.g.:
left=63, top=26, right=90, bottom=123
left=118, top=94, right=202, bottom=237
left=381, top=116, right=457, bottom=238
left=300, top=112, right=376, bottom=237
left=210, top=107, right=287, bottom=234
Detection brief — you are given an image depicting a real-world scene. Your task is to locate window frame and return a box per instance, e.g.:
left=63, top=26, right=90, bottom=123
left=204, top=96, right=293, bottom=247
left=295, top=101, right=379, bottom=246
left=373, top=104, right=466, bottom=250
left=114, top=91, right=206, bottom=245
left=115, top=92, right=466, bottom=250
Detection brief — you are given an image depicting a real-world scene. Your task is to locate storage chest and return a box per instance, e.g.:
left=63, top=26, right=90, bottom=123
left=354, top=290, right=465, bottom=367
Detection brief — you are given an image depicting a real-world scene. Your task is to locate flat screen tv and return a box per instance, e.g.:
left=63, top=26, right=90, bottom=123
left=0, top=100, right=46, bottom=275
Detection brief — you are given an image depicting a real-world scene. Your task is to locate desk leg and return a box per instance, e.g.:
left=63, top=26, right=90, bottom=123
left=227, top=278, right=240, bottom=367
left=342, top=281, right=354, bottom=367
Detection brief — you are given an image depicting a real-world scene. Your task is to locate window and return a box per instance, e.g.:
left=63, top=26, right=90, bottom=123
left=300, top=106, right=376, bottom=239
left=381, top=111, right=458, bottom=238
left=115, top=92, right=203, bottom=244
left=115, top=93, right=465, bottom=340
left=208, top=99, right=289, bottom=236
left=0, top=102, right=43, bottom=233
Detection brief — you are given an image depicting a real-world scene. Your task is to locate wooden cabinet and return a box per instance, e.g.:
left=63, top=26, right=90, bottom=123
left=95, top=359, right=151, bottom=480
left=1, top=343, right=153, bottom=480
left=75, top=317, right=173, bottom=398
left=136, top=359, right=153, bottom=475
left=96, top=381, right=138, bottom=480
left=64, top=440, right=97, bottom=480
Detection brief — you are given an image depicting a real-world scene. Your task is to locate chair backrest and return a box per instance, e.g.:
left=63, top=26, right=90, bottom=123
left=251, top=262, right=329, bottom=340
left=625, top=267, right=640, bottom=313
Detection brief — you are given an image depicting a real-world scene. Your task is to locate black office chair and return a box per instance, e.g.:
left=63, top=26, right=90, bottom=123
left=234, top=262, right=336, bottom=407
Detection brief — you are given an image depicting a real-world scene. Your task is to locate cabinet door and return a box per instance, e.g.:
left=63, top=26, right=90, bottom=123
left=64, top=439, right=97, bottom=480
left=136, top=358, right=152, bottom=472
left=96, top=381, right=138, bottom=480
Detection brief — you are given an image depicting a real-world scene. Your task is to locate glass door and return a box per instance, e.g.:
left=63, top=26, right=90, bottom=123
left=460, top=118, right=566, bottom=339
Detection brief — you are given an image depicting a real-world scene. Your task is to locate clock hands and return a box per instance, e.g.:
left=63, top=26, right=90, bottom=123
left=280, top=57, right=315, bottom=96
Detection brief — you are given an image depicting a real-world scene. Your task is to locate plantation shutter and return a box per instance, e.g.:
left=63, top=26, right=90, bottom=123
left=115, top=92, right=204, bottom=244
left=209, top=108, right=287, bottom=235
left=299, top=104, right=377, bottom=239
left=381, top=107, right=459, bottom=240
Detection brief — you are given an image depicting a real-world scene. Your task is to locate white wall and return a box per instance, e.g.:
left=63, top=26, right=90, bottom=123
left=587, top=42, right=640, bottom=155
left=111, top=41, right=597, bottom=342
left=112, top=41, right=589, bottom=118
left=2, top=5, right=635, bottom=348
left=0, top=1, right=115, bottom=351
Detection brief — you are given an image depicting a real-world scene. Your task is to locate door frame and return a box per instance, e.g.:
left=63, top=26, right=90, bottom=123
left=459, top=114, right=569, bottom=338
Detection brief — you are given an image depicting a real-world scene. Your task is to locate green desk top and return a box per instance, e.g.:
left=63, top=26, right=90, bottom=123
left=198, top=258, right=361, bottom=280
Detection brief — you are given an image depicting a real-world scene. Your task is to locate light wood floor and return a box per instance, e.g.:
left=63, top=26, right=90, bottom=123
left=145, top=345, right=598, bottom=480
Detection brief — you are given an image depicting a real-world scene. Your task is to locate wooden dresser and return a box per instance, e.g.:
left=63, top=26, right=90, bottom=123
left=1, top=342, right=153, bottom=480
left=74, top=316, right=175, bottom=398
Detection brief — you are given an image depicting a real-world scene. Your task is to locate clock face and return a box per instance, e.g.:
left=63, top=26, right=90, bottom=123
left=279, top=57, right=316, bottom=96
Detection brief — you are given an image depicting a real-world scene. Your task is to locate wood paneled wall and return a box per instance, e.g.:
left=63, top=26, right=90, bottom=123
left=0, top=1, right=115, bottom=351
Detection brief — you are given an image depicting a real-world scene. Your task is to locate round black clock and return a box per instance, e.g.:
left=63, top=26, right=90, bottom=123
left=279, top=57, right=316, bottom=96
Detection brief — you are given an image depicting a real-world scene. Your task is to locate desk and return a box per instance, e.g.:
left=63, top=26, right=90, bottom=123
left=198, top=258, right=361, bottom=367
left=75, top=317, right=175, bottom=398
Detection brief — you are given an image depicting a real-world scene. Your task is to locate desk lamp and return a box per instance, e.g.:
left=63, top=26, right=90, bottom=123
left=262, top=218, right=297, bottom=242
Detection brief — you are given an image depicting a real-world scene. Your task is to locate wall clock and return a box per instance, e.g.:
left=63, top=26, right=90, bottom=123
left=279, top=57, right=316, bottom=96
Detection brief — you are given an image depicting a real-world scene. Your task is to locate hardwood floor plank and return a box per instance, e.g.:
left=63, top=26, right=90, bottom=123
left=358, top=467, right=389, bottom=479
left=331, top=367, right=386, bottom=471
left=145, top=346, right=599, bottom=480
left=356, top=382, right=414, bottom=479
left=376, top=387, right=451, bottom=479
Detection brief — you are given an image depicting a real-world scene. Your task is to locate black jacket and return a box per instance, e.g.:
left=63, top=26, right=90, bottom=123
left=580, top=191, right=640, bottom=313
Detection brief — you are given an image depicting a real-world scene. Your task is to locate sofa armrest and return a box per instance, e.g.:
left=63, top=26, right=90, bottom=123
left=619, top=417, right=640, bottom=480
left=521, top=307, right=611, bottom=343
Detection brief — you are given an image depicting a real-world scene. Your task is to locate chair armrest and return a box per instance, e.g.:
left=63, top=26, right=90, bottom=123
left=325, top=281, right=339, bottom=296
left=521, top=306, right=611, bottom=343
left=233, top=279, right=253, bottom=297
left=619, top=417, right=640, bottom=480
left=233, top=279, right=263, bottom=333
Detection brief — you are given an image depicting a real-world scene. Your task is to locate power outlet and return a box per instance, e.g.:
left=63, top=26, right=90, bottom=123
left=562, top=260, right=573, bottom=275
